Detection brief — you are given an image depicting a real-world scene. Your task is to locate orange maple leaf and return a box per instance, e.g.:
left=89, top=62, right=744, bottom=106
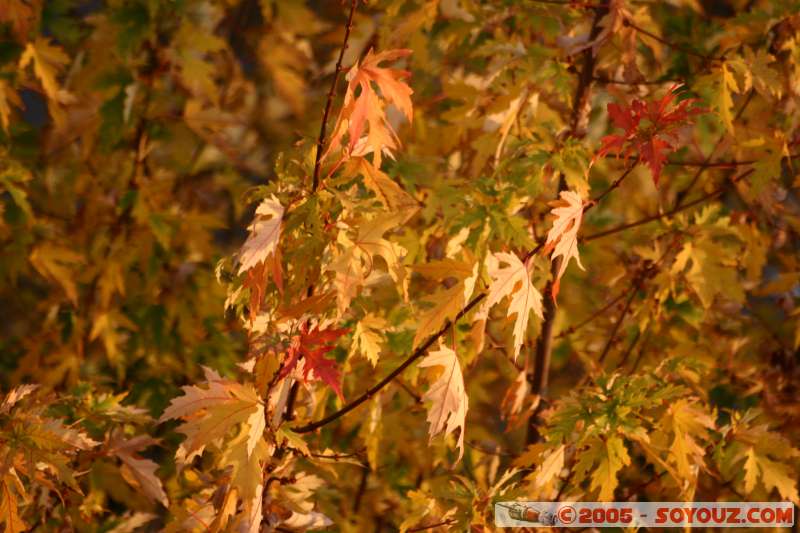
left=324, top=48, right=413, bottom=169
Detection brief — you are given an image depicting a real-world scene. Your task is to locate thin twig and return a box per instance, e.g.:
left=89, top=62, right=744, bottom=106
left=407, top=519, right=458, bottom=532
left=581, top=168, right=754, bottom=242
left=311, top=0, right=358, bottom=192
left=624, top=19, right=720, bottom=62
left=592, top=75, right=680, bottom=86
left=673, top=90, right=755, bottom=206
left=353, top=463, right=369, bottom=513
left=280, top=0, right=358, bottom=431
left=590, top=158, right=639, bottom=205
left=555, top=290, right=628, bottom=340
left=616, top=327, right=642, bottom=369
left=526, top=5, right=607, bottom=446
left=597, top=282, right=639, bottom=365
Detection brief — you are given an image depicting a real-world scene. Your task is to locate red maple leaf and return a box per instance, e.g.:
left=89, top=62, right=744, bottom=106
left=595, top=84, right=704, bottom=185
left=278, top=325, right=349, bottom=399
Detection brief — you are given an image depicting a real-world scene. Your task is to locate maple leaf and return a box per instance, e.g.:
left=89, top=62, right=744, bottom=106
left=543, top=191, right=585, bottom=301
left=29, top=244, right=85, bottom=305
left=168, top=20, right=227, bottom=103
left=745, top=449, right=799, bottom=502
left=413, top=255, right=479, bottom=349
left=159, top=367, right=265, bottom=462
left=0, top=385, right=38, bottom=414
left=238, top=194, right=284, bottom=275
left=219, top=426, right=272, bottom=503
left=663, top=400, right=714, bottom=480
left=574, top=435, right=631, bottom=501
left=18, top=37, right=75, bottom=126
left=109, top=433, right=169, bottom=507
left=278, top=325, right=349, bottom=399
left=476, top=252, right=543, bottom=359
left=346, top=157, right=419, bottom=213
left=731, top=417, right=800, bottom=502
left=500, top=370, right=534, bottom=429
left=348, top=313, right=387, bottom=366
left=516, top=444, right=565, bottom=490
left=419, top=344, right=469, bottom=461
left=595, top=84, right=703, bottom=185
left=0, top=470, right=27, bottom=533
left=327, top=213, right=408, bottom=316
left=325, top=48, right=413, bottom=168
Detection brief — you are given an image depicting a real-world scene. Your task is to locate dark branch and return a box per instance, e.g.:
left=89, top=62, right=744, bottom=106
left=311, top=0, right=358, bottom=192
left=554, top=290, right=628, bottom=340
left=581, top=168, right=754, bottom=242
left=597, top=282, right=638, bottom=365
left=293, top=292, right=487, bottom=433
left=526, top=5, right=607, bottom=446
left=624, top=19, right=720, bottom=62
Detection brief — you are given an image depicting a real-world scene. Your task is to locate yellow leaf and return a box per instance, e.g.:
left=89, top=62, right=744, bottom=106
left=0, top=80, right=22, bottom=132
left=544, top=190, right=586, bottom=300
left=110, top=433, right=168, bottom=507
left=18, top=37, right=72, bottom=103
left=29, top=244, right=85, bottom=304
left=0, top=473, right=27, bottom=533
left=575, top=435, right=631, bottom=501
left=665, top=400, right=714, bottom=481
left=743, top=447, right=759, bottom=494
left=413, top=284, right=463, bottom=350
left=219, top=427, right=272, bottom=502
left=238, top=195, right=283, bottom=274
left=743, top=447, right=799, bottom=502
left=419, top=344, right=469, bottom=461
left=744, top=48, right=782, bottom=99
left=532, top=445, right=565, bottom=489
left=259, top=34, right=310, bottom=116
left=349, top=313, right=386, bottom=366
left=412, top=258, right=475, bottom=281
left=671, top=239, right=743, bottom=308
left=351, top=157, right=419, bottom=213
left=328, top=213, right=408, bottom=316
left=159, top=368, right=265, bottom=463
left=476, top=252, right=543, bottom=359
left=170, top=21, right=227, bottom=103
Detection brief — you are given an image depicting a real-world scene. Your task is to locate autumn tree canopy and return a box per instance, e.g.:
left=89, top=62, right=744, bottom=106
left=1, top=0, right=800, bottom=531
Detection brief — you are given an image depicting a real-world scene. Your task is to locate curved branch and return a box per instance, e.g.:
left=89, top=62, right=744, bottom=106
left=293, top=292, right=486, bottom=433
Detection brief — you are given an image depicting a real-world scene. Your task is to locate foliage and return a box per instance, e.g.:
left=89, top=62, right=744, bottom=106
left=2, top=0, right=800, bottom=531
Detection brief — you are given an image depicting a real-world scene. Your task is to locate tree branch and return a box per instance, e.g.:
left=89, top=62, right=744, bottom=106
left=581, top=168, right=754, bottom=242
left=624, top=19, right=720, bottom=62
left=596, top=281, right=639, bottom=365
left=554, top=289, right=628, bottom=340
left=280, top=0, right=358, bottom=430
left=673, top=89, right=755, bottom=206
left=526, top=6, right=607, bottom=446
